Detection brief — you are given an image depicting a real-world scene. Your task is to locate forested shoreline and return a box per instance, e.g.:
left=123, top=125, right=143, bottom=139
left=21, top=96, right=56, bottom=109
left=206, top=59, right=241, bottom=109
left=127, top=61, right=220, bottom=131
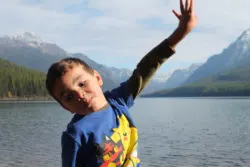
left=0, top=58, right=50, bottom=99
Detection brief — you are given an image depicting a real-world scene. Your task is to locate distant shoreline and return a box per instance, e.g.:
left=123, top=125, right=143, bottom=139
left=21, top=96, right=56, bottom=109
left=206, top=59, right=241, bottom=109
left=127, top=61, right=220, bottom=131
left=0, top=101, right=56, bottom=104
left=1, top=96, right=250, bottom=102
left=0, top=97, right=54, bottom=101
left=141, top=96, right=250, bottom=99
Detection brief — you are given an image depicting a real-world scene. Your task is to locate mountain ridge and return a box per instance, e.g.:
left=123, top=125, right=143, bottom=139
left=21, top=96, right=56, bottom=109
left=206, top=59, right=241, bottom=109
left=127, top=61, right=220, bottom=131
left=144, top=62, right=250, bottom=97
left=184, top=28, right=250, bottom=84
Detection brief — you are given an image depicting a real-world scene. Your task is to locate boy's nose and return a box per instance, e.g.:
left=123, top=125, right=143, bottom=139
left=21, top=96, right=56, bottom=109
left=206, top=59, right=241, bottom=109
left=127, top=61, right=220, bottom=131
left=75, top=91, right=87, bottom=102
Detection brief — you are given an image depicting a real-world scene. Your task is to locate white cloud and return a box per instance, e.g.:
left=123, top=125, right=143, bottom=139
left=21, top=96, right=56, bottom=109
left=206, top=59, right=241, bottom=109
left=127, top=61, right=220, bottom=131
left=1, top=0, right=250, bottom=72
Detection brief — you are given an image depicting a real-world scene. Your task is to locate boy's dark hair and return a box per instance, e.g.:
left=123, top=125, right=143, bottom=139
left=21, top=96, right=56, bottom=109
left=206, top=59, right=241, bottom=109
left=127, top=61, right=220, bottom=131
left=46, top=57, right=94, bottom=99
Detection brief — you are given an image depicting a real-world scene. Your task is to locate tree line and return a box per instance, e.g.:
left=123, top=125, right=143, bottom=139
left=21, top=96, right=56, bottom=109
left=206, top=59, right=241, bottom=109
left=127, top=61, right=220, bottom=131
left=0, top=58, right=49, bottom=99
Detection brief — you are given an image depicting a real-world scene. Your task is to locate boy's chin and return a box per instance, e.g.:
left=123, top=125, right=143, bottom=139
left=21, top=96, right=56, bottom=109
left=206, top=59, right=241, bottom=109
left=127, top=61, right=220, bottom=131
left=76, top=108, right=93, bottom=115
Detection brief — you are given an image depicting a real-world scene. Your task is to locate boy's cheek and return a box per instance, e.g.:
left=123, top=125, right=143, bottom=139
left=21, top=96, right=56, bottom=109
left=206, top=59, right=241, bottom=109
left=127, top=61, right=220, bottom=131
left=61, top=104, right=73, bottom=113
left=61, top=101, right=77, bottom=112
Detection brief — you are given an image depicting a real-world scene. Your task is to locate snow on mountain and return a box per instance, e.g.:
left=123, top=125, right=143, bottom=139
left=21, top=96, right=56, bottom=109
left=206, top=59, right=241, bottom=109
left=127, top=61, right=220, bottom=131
left=238, top=28, right=250, bottom=43
left=1, top=32, right=69, bottom=57
left=3, top=32, right=43, bottom=47
left=12, top=32, right=43, bottom=43
left=234, top=28, right=250, bottom=56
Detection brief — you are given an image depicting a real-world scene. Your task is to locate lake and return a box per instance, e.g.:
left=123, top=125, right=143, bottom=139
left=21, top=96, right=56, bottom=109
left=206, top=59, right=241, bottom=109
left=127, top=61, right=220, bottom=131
left=0, top=98, right=250, bottom=167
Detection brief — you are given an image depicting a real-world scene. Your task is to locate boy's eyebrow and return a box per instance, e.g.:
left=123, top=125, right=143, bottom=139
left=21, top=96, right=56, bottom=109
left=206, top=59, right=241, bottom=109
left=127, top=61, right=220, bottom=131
left=72, top=75, right=82, bottom=85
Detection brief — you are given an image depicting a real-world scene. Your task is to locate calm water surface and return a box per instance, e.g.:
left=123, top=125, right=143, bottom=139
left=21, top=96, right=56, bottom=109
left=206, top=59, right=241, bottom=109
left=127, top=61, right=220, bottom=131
left=0, top=98, right=250, bottom=167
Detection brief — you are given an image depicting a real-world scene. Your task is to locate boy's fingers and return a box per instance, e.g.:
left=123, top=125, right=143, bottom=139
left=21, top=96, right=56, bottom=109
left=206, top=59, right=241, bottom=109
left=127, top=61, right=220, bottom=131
left=189, top=0, right=194, bottom=13
left=180, top=0, right=184, bottom=13
left=172, top=10, right=181, bottom=19
left=185, top=0, right=188, bottom=10
left=185, top=0, right=192, bottom=11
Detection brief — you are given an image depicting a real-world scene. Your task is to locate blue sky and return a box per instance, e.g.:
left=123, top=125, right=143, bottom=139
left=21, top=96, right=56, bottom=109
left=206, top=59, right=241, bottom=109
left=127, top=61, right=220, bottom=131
left=1, top=0, right=250, bottom=74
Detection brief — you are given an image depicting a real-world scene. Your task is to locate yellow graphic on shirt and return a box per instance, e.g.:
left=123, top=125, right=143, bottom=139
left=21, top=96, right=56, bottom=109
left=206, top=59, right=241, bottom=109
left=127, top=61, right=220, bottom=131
left=100, top=114, right=140, bottom=167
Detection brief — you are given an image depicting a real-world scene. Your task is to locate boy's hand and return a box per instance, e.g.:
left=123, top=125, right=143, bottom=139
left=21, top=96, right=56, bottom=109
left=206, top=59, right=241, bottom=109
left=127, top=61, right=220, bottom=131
left=173, top=0, right=197, bottom=34
left=168, top=0, right=197, bottom=48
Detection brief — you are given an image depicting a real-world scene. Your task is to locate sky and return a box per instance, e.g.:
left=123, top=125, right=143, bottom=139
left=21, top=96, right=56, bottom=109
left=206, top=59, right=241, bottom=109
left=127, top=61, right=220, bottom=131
left=1, top=0, right=250, bottom=74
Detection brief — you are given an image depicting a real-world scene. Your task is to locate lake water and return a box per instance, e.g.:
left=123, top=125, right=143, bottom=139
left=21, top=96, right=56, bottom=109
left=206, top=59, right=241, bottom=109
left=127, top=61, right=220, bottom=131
left=0, top=98, right=250, bottom=167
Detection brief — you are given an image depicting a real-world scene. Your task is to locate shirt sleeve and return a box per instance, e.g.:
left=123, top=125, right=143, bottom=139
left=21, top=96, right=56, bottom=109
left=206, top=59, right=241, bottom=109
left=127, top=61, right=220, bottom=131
left=105, top=81, right=134, bottom=108
left=127, top=39, right=175, bottom=98
left=105, top=39, right=175, bottom=108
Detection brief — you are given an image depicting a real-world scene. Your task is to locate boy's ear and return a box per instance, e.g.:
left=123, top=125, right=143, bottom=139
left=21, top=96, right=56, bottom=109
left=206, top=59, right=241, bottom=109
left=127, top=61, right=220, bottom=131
left=94, top=70, right=103, bottom=86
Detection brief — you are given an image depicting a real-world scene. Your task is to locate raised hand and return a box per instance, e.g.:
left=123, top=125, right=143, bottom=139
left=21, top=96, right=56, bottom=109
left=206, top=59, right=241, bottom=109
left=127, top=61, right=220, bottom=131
left=167, top=0, right=198, bottom=48
left=172, top=0, right=197, bottom=34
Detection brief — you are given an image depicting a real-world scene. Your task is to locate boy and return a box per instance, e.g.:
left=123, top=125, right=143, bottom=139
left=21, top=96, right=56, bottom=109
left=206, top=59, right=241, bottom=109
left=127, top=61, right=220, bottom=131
left=46, top=0, right=197, bottom=166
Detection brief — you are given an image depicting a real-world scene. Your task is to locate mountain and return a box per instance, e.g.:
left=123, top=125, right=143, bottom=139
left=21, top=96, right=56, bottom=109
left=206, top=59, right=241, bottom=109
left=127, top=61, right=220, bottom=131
left=185, top=28, right=250, bottom=84
left=164, top=63, right=201, bottom=89
left=144, top=62, right=250, bottom=97
left=0, top=32, right=168, bottom=93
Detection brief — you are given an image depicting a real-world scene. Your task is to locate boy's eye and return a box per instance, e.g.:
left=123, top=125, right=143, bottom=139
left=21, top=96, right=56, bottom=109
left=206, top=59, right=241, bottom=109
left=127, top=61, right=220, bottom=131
left=79, top=81, right=86, bottom=87
left=65, top=93, right=74, bottom=102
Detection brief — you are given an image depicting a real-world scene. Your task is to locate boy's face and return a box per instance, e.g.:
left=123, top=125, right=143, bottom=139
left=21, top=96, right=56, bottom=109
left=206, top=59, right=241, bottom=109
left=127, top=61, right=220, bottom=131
left=52, top=64, right=107, bottom=115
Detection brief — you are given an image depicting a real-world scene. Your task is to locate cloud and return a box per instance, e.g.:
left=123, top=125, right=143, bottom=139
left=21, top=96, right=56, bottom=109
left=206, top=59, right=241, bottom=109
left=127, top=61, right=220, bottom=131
left=1, top=0, right=250, bottom=72
left=0, top=1, right=81, bottom=37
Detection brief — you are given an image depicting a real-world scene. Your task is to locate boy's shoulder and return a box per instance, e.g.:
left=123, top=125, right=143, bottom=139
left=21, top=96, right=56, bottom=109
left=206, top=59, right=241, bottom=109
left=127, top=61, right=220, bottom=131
left=104, top=81, right=134, bottom=101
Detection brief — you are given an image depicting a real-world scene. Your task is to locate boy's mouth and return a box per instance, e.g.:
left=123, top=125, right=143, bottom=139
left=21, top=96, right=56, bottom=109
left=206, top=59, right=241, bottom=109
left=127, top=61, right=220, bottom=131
left=81, top=96, right=94, bottom=109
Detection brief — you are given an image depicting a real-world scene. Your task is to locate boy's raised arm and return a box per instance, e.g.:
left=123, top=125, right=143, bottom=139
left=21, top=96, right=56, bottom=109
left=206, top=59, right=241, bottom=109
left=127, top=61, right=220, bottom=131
left=128, top=0, right=197, bottom=98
